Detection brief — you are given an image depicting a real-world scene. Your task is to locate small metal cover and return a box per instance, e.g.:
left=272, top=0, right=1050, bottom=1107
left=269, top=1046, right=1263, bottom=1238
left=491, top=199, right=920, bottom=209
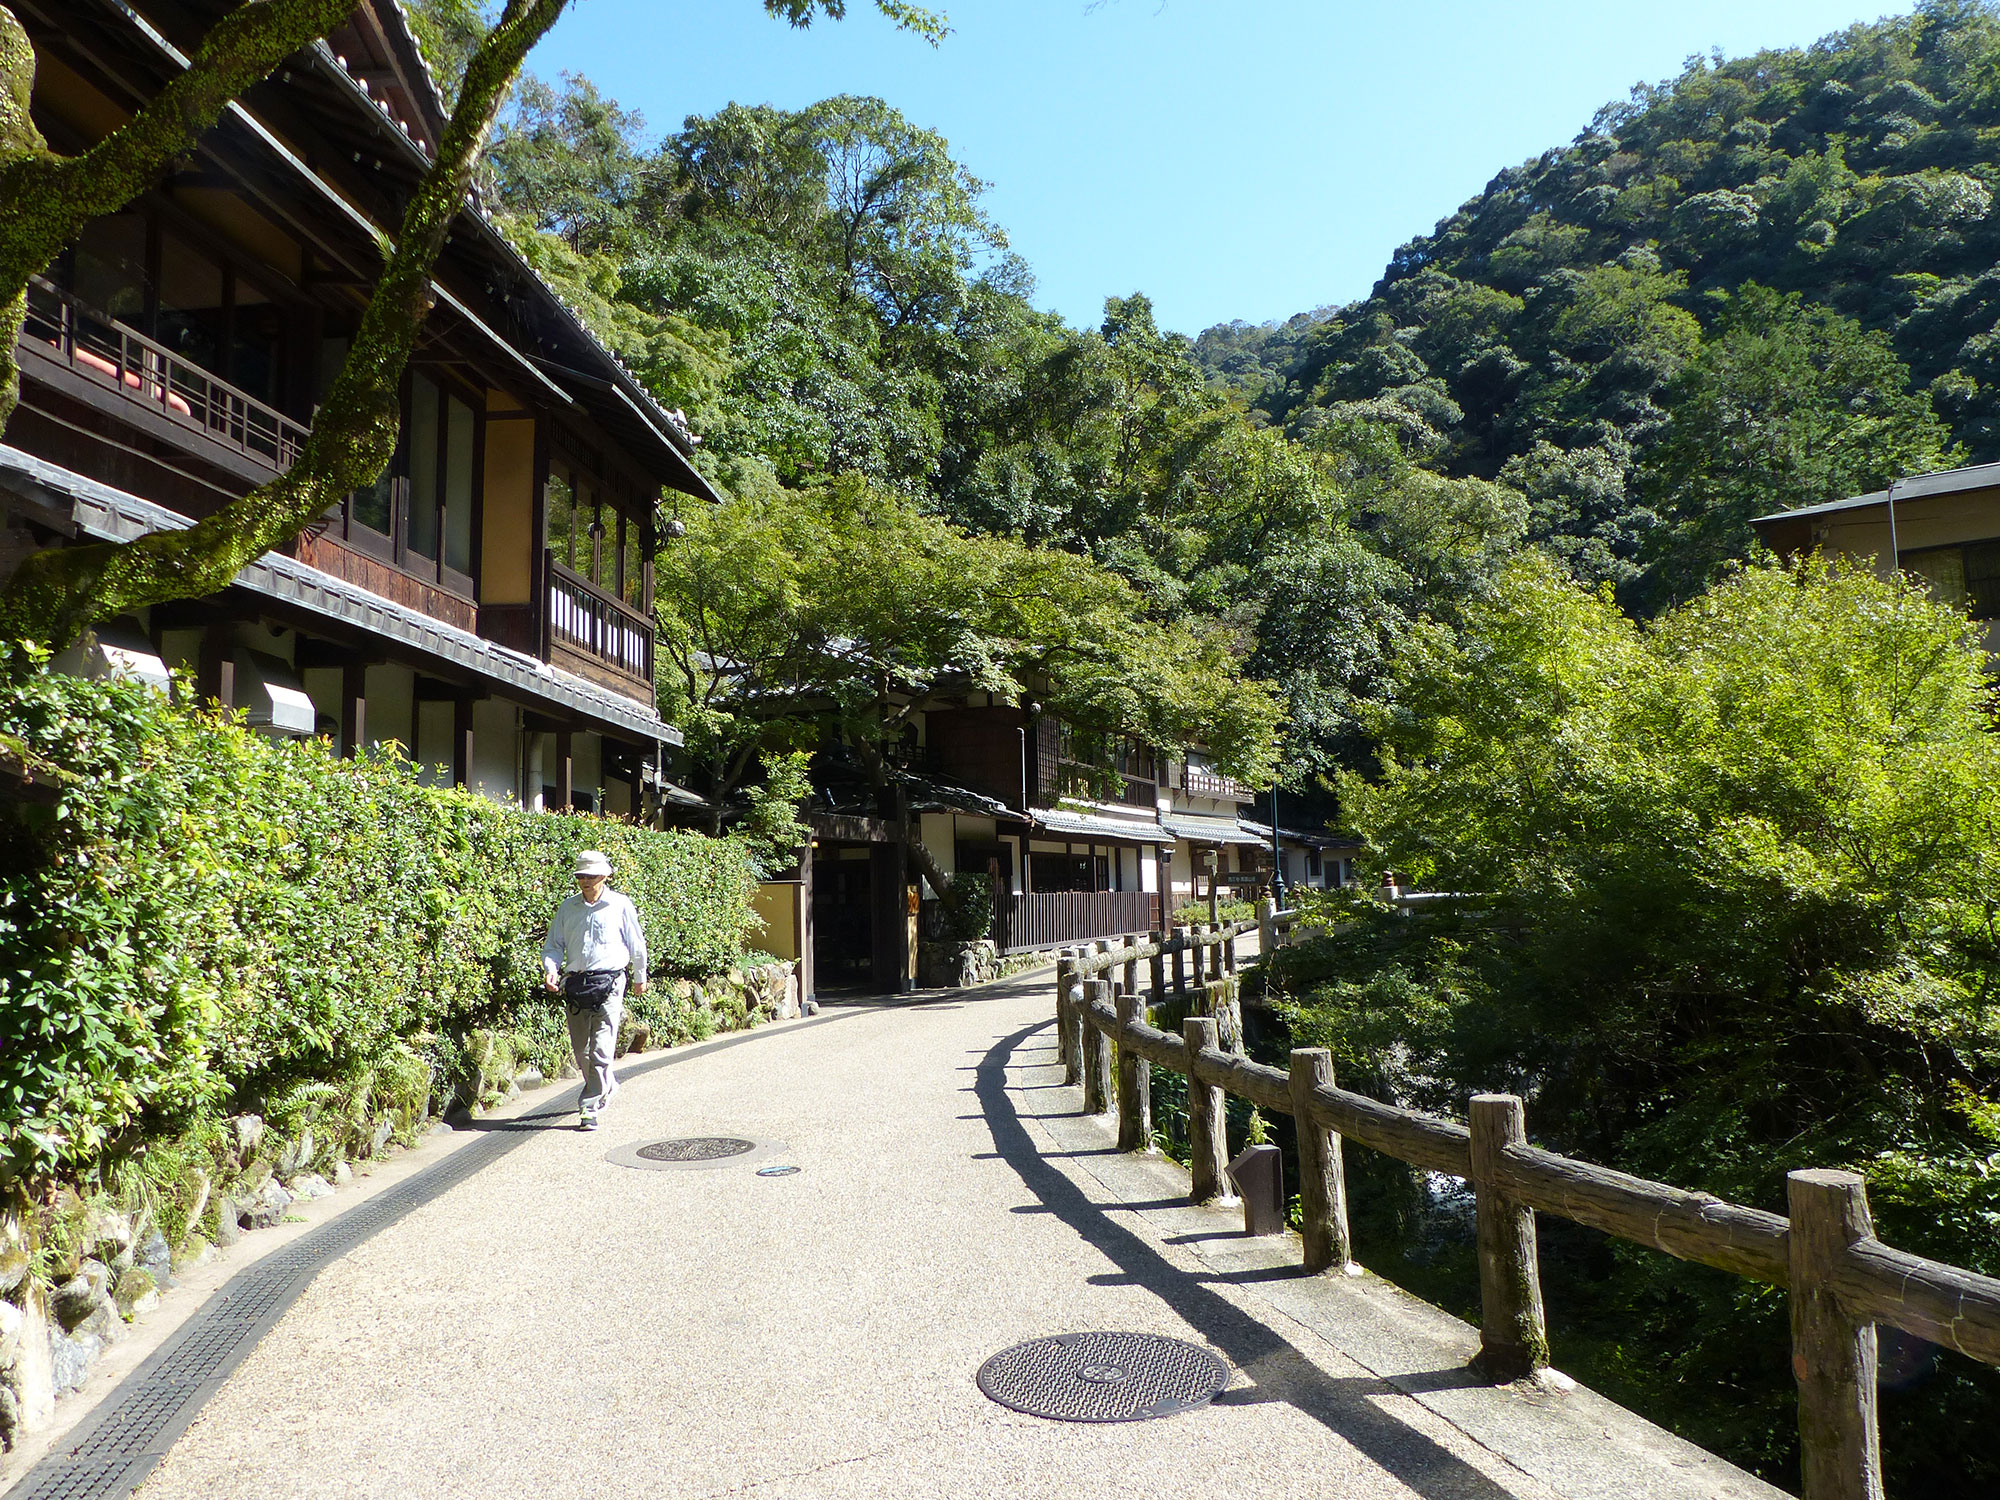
left=976, top=1332, right=1228, bottom=1422
left=606, top=1135, right=785, bottom=1171
left=756, top=1165, right=801, bottom=1177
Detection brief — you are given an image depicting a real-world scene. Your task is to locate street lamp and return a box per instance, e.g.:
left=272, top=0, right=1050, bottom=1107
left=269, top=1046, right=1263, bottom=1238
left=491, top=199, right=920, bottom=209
left=1269, top=781, right=1288, bottom=909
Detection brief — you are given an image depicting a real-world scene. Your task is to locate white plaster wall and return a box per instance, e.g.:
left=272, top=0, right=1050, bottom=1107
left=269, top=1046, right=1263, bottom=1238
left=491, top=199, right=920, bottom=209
left=364, top=663, right=413, bottom=758
left=919, top=812, right=956, bottom=876
left=471, top=699, right=517, bottom=802
left=414, top=699, right=454, bottom=787
left=573, top=731, right=602, bottom=811
left=301, top=665, right=343, bottom=744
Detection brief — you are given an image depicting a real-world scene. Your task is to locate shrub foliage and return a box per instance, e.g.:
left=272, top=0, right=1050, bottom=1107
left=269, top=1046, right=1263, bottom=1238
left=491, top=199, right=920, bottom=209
left=0, top=656, right=758, bottom=1188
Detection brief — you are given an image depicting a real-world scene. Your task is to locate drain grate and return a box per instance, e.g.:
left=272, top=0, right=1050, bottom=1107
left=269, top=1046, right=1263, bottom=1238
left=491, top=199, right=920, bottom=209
left=976, top=1332, right=1228, bottom=1422
left=637, top=1136, right=755, bottom=1162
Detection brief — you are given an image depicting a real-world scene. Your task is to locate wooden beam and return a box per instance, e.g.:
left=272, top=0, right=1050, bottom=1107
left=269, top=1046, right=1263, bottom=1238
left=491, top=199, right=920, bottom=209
left=340, top=658, right=366, bottom=759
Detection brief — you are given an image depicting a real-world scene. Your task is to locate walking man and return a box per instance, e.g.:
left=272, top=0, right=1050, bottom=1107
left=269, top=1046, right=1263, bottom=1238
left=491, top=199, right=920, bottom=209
left=543, top=850, right=648, bottom=1130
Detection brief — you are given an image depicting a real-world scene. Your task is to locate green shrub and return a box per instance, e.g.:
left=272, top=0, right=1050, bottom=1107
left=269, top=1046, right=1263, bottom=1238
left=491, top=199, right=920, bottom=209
left=0, top=652, right=759, bottom=1188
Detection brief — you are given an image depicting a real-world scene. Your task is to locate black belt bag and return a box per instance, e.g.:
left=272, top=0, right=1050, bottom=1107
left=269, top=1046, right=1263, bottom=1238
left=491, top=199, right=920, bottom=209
left=562, top=969, right=622, bottom=1010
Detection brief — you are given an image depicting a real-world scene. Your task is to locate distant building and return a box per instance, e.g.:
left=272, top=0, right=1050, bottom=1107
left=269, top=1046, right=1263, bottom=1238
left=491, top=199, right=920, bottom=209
left=1751, top=461, right=2000, bottom=654
left=0, top=0, right=713, bottom=817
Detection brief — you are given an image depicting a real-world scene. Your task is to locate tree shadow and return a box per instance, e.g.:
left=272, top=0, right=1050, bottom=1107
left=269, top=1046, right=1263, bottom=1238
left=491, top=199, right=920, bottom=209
left=977, top=1019, right=1516, bottom=1500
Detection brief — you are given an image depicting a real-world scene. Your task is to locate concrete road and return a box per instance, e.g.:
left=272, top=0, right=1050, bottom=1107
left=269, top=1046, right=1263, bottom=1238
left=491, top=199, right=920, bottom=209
left=121, top=969, right=1781, bottom=1500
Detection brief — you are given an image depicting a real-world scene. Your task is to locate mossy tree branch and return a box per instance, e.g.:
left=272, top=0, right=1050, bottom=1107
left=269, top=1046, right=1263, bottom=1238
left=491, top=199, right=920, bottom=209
left=0, top=0, right=570, bottom=647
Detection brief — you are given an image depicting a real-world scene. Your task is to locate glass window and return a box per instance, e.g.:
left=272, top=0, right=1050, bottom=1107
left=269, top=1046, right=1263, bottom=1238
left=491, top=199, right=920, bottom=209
left=352, top=469, right=393, bottom=536
left=546, top=465, right=576, bottom=569
left=1966, top=541, right=2000, bottom=618
left=156, top=235, right=224, bottom=373
left=580, top=483, right=605, bottom=588
left=407, top=374, right=440, bottom=561
left=231, top=282, right=283, bottom=404
left=443, top=393, right=475, bottom=576
left=622, top=511, right=643, bottom=605
left=1906, top=548, right=1967, bottom=610
left=73, top=214, right=148, bottom=322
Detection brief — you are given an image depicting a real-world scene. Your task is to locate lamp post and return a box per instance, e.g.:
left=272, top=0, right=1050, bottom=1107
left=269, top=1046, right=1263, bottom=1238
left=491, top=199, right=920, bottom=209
left=1269, top=781, right=1288, bottom=909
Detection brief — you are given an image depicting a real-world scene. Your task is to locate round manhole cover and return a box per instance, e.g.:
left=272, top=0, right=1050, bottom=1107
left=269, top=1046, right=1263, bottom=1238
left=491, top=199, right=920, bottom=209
left=976, top=1332, right=1228, bottom=1422
left=605, top=1135, right=785, bottom=1172
left=637, top=1137, right=755, bottom=1163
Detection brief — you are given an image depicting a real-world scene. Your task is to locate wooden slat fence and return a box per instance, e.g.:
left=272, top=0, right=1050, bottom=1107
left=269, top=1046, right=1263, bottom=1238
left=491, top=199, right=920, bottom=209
left=1052, top=912, right=2000, bottom=1500
left=997, top=890, right=1160, bottom=953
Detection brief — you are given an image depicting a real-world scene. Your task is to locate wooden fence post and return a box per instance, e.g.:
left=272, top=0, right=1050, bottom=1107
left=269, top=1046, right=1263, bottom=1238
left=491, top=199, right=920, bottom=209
left=1788, top=1170, right=1884, bottom=1500
left=1468, top=1094, right=1549, bottom=1381
left=1184, top=1016, right=1229, bottom=1204
left=1148, top=929, right=1165, bottom=1003
left=1083, top=978, right=1115, bottom=1116
left=1117, top=987, right=1152, bottom=1152
left=1055, top=950, right=1077, bottom=1084
left=1290, top=1049, right=1351, bottom=1273
left=1258, top=897, right=1275, bottom=955
left=1172, top=924, right=1189, bottom=1000
left=1122, top=938, right=1139, bottom=1004
left=1224, top=926, right=1238, bottom=975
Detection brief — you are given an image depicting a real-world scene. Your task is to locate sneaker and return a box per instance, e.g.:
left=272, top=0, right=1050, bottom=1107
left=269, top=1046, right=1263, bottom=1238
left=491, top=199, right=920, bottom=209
left=579, top=1113, right=599, bottom=1131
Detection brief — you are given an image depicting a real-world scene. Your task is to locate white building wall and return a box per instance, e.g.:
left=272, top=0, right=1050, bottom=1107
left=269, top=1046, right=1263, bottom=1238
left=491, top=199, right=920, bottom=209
left=471, top=699, right=516, bottom=802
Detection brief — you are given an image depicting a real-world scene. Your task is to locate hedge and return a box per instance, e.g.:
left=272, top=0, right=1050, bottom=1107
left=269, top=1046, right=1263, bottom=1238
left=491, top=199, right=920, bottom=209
left=0, top=651, right=760, bottom=1188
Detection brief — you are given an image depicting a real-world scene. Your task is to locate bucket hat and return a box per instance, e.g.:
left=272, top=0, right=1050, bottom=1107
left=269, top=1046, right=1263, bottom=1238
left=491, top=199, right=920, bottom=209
left=573, top=850, right=613, bottom=878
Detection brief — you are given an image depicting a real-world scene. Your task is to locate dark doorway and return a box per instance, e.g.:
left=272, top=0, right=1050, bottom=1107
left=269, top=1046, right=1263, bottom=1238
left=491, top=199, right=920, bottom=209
left=812, top=849, right=876, bottom=987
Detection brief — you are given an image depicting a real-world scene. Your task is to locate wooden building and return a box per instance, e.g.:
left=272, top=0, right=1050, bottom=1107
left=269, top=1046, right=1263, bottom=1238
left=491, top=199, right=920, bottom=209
left=0, top=0, right=714, bottom=814
left=1751, top=460, right=2000, bottom=656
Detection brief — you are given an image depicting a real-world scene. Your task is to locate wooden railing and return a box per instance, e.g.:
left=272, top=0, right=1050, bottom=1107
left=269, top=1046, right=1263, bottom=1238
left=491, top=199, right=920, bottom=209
left=1182, top=763, right=1250, bottom=801
left=1054, top=917, right=2000, bottom=1500
left=546, top=552, right=653, bottom=686
left=996, top=890, right=1161, bottom=954
left=21, top=275, right=308, bottom=473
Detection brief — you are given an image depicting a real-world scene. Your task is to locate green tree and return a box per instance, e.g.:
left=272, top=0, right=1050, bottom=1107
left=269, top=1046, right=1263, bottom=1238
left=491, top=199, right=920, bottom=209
left=1642, top=283, right=1961, bottom=604
left=654, top=476, right=1282, bottom=901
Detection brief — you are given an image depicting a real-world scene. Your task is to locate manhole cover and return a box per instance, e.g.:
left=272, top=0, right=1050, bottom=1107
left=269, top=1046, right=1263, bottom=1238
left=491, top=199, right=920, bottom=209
left=976, top=1332, right=1228, bottom=1422
left=638, top=1137, right=755, bottom=1162
left=606, top=1135, right=785, bottom=1172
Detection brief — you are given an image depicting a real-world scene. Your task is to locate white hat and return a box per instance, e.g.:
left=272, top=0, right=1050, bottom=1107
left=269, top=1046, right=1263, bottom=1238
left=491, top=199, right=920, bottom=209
left=574, top=850, right=613, bottom=877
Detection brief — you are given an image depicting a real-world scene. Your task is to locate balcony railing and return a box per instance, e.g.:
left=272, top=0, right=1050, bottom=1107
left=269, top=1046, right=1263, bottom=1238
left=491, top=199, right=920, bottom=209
left=22, top=276, right=309, bottom=473
left=1183, top=763, right=1250, bottom=802
left=547, top=552, right=653, bottom=688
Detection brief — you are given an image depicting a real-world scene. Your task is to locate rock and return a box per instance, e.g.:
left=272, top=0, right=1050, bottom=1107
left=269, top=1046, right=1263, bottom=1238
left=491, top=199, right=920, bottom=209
left=275, top=1127, right=315, bottom=1180
left=0, top=1382, right=18, bottom=1453
left=230, top=1113, right=265, bottom=1162
left=331, top=1161, right=353, bottom=1187
left=176, top=1173, right=212, bottom=1262
left=0, top=1299, right=21, bottom=1368
left=52, top=1263, right=111, bottom=1333
left=801, top=997, right=820, bottom=1015
left=7, top=1285, right=54, bottom=1433
left=514, top=1066, right=544, bottom=1090
left=136, top=1228, right=173, bottom=1287
left=82, top=1206, right=133, bottom=1269
left=174, top=1234, right=213, bottom=1272
left=238, top=1178, right=294, bottom=1231
left=369, top=1116, right=394, bottom=1156
left=113, top=1267, right=159, bottom=1319
left=212, top=1205, right=240, bottom=1250
left=285, top=1173, right=334, bottom=1201
left=49, top=1330, right=102, bottom=1396
left=0, top=1246, right=28, bottom=1297
left=236, top=1158, right=273, bottom=1195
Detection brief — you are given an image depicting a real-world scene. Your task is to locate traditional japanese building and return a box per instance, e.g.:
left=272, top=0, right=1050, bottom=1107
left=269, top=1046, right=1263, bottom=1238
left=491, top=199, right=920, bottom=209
left=0, top=0, right=714, bottom=817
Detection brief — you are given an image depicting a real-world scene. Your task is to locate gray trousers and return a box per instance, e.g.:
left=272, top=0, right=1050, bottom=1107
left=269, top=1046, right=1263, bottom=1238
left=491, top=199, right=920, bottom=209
left=566, top=978, right=624, bottom=1115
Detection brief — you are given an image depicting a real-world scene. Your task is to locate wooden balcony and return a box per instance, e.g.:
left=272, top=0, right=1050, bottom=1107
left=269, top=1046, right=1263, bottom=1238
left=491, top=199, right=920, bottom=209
left=545, top=551, right=654, bottom=700
left=20, top=276, right=309, bottom=478
left=1183, top=763, right=1250, bottom=802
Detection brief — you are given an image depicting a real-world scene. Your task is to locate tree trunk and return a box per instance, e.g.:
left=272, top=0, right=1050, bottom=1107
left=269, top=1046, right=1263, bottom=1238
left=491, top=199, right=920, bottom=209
left=0, top=0, right=572, bottom=648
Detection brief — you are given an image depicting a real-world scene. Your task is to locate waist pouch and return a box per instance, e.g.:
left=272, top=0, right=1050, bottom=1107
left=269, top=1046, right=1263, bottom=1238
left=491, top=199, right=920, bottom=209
left=562, top=969, right=622, bottom=1010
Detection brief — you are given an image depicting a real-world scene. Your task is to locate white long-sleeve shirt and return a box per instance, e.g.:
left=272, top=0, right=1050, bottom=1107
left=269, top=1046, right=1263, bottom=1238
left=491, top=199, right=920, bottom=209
left=542, top=889, right=648, bottom=983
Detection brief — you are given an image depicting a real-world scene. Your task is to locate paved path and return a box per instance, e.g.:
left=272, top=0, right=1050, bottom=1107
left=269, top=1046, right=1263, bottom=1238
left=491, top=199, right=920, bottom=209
left=20, top=968, right=1785, bottom=1500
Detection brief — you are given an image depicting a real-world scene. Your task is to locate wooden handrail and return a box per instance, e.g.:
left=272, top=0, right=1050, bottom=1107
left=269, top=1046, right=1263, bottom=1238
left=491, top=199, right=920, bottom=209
left=21, top=274, right=309, bottom=472
left=1053, top=932, right=2000, bottom=1500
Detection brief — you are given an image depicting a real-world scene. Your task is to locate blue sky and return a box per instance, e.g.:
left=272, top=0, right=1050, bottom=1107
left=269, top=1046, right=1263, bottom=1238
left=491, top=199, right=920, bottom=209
left=526, top=0, right=1917, bottom=337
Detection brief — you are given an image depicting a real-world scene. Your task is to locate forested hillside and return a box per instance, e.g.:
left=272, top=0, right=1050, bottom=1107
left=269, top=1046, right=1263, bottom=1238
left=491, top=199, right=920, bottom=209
left=1205, top=0, right=2000, bottom=604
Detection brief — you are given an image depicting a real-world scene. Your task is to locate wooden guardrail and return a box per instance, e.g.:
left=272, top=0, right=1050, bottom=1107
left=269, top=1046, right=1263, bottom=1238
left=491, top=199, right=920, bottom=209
left=1053, top=917, right=2000, bottom=1500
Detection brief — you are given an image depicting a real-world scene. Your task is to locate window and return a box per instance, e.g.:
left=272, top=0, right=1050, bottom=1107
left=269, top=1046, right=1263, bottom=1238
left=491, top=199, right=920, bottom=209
left=1905, top=541, right=2000, bottom=618
left=156, top=235, right=224, bottom=375
left=73, top=215, right=148, bottom=323
left=406, top=374, right=478, bottom=582
left=546, top=450, right=648, bottom=604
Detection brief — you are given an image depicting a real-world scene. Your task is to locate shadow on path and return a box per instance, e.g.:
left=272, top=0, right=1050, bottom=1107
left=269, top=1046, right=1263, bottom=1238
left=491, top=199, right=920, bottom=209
left=976, top=1019, right=1519, bottom=1500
